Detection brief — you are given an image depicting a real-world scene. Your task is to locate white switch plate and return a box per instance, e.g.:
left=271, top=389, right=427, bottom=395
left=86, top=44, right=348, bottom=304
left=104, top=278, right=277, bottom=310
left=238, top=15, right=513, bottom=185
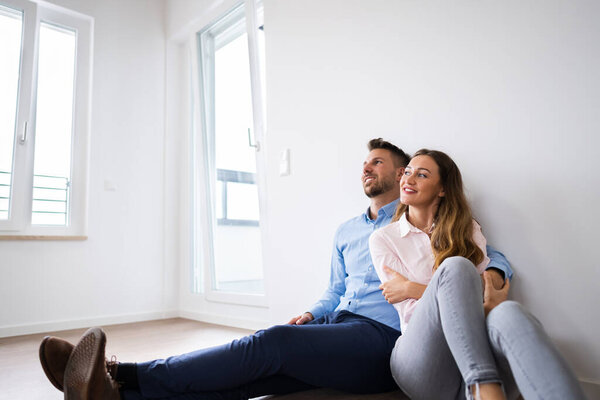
left=104, top=180, right=117, bottom=191
left=279, top=148, right=290, bottom=176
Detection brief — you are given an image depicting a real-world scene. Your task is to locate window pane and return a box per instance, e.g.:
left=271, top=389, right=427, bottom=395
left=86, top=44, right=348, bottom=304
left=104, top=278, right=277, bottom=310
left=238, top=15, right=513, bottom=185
left=215, top=180, right=224, bottom=219
left=227, top=182, right=259, bottom=221
left=214, top=224, right=263, bottom=294
left=0, top=6, right=23, bottom=220
left=199, top=11, right=265, bottom=295
left=214, top=32, right=256, bottom=173
left=31, top=174, right=68, bottom=225
left=32, top=22, right=76, bottom=225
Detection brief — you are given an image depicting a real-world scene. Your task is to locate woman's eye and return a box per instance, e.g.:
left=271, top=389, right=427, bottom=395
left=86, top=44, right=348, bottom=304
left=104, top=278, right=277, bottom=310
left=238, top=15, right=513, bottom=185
left=418, top=173, right=427, bottom=178
left=404, top=170, right=411, bottom=176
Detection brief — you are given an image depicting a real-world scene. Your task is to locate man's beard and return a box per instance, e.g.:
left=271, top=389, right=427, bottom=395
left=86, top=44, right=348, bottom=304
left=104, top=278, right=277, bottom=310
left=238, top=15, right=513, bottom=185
left=363, top=176, right=395, bottom=198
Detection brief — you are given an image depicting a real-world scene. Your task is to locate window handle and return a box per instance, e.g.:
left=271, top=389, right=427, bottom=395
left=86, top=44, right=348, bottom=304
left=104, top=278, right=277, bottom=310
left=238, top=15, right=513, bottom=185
left=248, top=128, right=260, bottom=151
left=19, top=121, right=28, bottom=144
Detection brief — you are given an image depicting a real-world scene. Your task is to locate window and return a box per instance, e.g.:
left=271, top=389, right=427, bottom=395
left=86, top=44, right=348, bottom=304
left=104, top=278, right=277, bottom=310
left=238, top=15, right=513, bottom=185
left=0, top=0, right=92, bottom=238
left=192, top=1, right=267, bottom=304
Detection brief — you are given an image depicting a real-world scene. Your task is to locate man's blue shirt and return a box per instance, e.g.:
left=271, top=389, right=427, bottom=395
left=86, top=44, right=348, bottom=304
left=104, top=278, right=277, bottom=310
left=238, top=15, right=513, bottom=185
left=308, top=199, right=514, bottom=332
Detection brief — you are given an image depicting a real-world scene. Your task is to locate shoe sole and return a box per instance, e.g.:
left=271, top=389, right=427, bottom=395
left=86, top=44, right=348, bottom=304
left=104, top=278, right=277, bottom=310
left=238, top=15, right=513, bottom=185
left=39, top=336, right=65, bottom=391
left=64, top=328, right=106, bottom=400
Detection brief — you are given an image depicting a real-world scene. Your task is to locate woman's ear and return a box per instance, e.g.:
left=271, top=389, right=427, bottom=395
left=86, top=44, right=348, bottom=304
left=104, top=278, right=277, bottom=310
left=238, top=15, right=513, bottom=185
left=438, top=188, right=445, bottom=197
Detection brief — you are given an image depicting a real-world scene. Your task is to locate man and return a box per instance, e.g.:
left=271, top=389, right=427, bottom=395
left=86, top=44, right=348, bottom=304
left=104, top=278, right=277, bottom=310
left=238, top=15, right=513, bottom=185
left=41, top=139, right=512, bottom=400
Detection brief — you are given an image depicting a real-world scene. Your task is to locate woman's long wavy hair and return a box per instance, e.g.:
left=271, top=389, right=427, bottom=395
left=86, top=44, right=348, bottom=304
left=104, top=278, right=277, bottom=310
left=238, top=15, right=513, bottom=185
left=392, top=149, right=483, bottom=270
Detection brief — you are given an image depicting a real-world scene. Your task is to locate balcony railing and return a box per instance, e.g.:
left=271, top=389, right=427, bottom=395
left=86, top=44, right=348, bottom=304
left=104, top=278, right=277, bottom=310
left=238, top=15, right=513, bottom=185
left=216, top=168, right=259, bottom=227
left=0, top=170, right=69, bottom=225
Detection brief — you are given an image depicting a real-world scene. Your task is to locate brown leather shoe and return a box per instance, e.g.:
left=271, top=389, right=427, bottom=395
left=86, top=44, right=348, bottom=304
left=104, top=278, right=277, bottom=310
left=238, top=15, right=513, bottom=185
left=64, top=327, right=121, bottom=400
left=39, top=336, right=75, bottom=391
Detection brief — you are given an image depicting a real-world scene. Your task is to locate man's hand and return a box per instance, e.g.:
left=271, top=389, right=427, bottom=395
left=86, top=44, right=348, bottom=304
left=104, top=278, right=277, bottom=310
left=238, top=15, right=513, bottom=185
left=287, top=312, right=314, bottom=325
left=379, top=266, right=426, bottom=304
left=482, top=270, right=510, bottom=316
left=485, top=268, right=506, bottom=290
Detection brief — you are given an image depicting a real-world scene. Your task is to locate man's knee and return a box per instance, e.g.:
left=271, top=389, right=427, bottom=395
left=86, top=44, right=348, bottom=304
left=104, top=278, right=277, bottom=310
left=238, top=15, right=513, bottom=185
left=256, top=324, right=299, bottom=347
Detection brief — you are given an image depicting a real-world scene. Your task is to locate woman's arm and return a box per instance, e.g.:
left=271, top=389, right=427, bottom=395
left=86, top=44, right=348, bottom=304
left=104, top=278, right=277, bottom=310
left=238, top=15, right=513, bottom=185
left=379, top=266, right=427, bottom=304
left=472, top=221, right=490, bottom=273
left=369, top=230, right=425, bottom=304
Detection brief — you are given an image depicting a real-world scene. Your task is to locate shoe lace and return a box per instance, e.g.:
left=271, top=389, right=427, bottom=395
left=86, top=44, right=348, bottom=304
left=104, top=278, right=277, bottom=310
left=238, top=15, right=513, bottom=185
left=106, top=355, right=119, bottom=381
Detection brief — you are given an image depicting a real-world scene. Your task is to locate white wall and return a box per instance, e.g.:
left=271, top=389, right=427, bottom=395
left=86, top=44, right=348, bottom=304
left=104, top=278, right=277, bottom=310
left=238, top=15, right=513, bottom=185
left=263, top=0, right=599, bottom=392
left=1, top=0, right=597, bottom=395
left=0, top=0, right=176, bottom=336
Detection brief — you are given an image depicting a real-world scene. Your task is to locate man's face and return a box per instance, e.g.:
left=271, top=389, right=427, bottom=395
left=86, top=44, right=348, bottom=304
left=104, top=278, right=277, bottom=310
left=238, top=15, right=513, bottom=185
left=362, top=149, right=402, bottom=198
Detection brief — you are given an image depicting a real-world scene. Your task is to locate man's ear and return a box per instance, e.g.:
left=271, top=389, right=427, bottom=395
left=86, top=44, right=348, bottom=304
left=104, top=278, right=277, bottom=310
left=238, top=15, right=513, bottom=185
left=396, top=167, right=404, bottom=181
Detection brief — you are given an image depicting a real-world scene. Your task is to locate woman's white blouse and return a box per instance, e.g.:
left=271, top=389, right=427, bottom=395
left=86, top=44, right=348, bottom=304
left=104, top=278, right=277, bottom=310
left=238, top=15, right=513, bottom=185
left=369, top=213, right=489, bottom=331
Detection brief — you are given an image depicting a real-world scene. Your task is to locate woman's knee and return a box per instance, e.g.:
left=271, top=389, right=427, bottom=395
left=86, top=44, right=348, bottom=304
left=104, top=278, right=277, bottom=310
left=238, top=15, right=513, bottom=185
left=487, top=300, right=542, bottom=334
left=436, top=256, right=479, bottom=281
left=487, top=300, right=520, bottom=324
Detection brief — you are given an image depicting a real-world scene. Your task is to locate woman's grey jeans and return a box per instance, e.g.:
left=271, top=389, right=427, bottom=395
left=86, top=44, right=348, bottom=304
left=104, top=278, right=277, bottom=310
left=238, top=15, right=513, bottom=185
left=390, top=256, right=586, bottom=400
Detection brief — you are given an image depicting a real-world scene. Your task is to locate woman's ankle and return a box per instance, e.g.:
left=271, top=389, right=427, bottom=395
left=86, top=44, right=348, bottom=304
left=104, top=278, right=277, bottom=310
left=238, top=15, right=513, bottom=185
left=471, top=382, right=505, bottom=400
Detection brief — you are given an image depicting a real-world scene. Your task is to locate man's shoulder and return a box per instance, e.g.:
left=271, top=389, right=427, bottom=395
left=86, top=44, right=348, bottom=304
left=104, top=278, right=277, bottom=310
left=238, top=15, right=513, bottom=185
left=336, top=213, right=366, bottom=233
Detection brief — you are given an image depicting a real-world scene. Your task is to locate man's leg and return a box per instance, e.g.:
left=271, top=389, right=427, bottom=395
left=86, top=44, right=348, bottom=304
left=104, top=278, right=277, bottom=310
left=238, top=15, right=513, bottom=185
left=121, top=375, right=316, bottom=400
left=487, top=301, right=586, bottom=400
left=132, top=311, right=399, bottom=399
left=390, top=257, right=501, bottom=400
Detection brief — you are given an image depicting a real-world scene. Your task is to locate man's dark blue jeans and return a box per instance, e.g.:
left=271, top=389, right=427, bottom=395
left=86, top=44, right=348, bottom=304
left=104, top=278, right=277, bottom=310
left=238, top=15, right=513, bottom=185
left=121, top=311, right=401, bottom=400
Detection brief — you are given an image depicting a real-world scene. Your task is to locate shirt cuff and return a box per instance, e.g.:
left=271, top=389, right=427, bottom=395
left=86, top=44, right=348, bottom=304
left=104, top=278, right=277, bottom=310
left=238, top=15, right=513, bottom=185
left=485, top=266, right=505, bottom=280
left=308, top=304, right=325, bottom=320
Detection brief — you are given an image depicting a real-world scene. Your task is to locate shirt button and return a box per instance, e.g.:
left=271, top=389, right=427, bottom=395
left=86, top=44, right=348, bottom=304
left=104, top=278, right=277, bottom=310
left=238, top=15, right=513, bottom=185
left=364, top=283, right=368, bottom=287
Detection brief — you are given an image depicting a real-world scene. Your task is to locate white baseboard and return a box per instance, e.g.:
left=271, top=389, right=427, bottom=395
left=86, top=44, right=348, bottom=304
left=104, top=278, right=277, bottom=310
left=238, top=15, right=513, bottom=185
left=0, top=310, right=179, bottom=338
left=178, top=309, right=268, bottom=331
left=580, top=378, right=600, bottom=399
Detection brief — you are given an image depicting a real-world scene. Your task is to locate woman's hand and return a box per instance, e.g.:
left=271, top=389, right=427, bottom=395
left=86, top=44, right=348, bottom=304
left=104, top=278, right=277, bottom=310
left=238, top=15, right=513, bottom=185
left=482, top=270, right=510, bottom=316
left=379, top=266, right=426, bottom=304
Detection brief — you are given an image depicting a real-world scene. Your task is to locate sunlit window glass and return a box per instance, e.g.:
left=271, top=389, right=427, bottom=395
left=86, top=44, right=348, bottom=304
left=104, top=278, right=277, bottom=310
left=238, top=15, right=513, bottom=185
left=197, top=7, right=266, bottom=295
left=0, top=5, right=23, bottom=220
left=32, top=22, right=76, bottom=226
left=227, top=182, right=259, bottom=221
left=214, top=32, right=255, bottom=174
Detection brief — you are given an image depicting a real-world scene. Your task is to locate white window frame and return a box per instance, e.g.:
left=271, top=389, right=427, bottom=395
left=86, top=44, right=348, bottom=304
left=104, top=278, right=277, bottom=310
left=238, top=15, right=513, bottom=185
left=0, top=0, right=93, bottom=239
left=190, top=0, right=268, bottom=307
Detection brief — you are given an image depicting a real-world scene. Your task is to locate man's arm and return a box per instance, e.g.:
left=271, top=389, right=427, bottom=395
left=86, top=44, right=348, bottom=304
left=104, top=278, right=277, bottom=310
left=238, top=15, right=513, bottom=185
left=287, top=312, right=314, bottom=325
left=482, top=270, right=510, bottom=315
left=288, top=236, right=346, bottom=325
left=485, top=245, right=514, bottom=289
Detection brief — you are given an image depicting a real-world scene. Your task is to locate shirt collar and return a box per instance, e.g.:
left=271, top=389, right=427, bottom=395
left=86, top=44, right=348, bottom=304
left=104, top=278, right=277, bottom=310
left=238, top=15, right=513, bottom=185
left=365, top=199, right=400, bottom=222
left=398, top=212, right=424, bottom=237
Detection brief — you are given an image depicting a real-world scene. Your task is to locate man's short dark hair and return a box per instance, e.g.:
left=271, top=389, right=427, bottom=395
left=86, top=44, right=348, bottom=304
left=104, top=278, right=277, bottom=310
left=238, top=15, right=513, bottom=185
left=367, top=138, right=410, bottom=168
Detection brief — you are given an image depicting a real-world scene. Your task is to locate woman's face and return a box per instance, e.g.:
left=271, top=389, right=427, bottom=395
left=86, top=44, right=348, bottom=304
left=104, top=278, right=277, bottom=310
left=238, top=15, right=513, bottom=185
left=400, top=155, right=445, bottom=207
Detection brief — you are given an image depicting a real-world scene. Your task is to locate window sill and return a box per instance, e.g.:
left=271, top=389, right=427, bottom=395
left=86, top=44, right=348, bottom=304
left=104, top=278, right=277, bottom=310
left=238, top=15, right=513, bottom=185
left=0, top=235, right=87, bottom=241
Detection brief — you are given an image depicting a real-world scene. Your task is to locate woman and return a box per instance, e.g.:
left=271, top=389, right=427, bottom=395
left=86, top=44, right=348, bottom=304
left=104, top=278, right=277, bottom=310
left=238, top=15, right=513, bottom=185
left=369, top=149, right=585, bottom=400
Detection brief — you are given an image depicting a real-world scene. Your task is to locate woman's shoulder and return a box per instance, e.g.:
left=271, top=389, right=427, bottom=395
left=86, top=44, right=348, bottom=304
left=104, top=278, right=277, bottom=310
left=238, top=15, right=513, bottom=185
left=370, top=219, right=403, bottom=244
left=471, top=219, right=483, bottom=232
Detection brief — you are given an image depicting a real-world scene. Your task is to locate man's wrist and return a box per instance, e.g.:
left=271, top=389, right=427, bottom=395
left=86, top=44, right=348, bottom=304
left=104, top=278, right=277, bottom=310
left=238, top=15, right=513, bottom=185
left=485, top=267, right=505, bottom=280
